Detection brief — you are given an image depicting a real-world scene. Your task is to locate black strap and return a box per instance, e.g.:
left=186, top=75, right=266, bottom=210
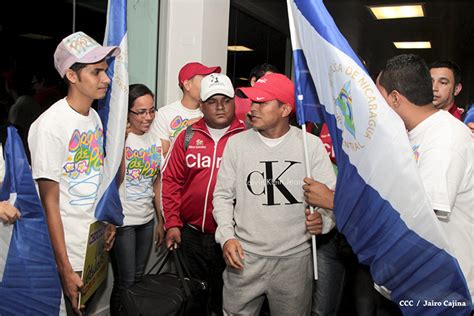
left=145, top=249, right=172, bottom=275
left=172, top=248, right=192, bottom=297
left=175, top=246, right=193, bottom=279
left=144, top=247, right=192, bottom=297
left=183, top=126, right=194, bottom=151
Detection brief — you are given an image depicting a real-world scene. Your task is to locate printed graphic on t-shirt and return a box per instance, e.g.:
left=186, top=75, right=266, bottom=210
left=63, top=126, right=104, bottom=206
left=412, top=144, right=420, bottom=163
left=125, top=144, right=161, bottom=200
left=246, top=160, right=303, bottom=206
left=169, top=115, right=191, bottom=142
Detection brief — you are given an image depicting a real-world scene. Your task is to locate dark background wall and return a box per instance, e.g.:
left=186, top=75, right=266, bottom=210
left=1, top=0, right=473, bottom=108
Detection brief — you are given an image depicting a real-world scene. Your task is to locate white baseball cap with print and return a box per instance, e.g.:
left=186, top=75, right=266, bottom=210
left=53, top=31, right=120, bottom=78
left=200, top=73, right=235, bottom=102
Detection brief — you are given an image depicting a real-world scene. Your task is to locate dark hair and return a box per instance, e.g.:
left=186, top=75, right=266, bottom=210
left=129, top=84, right=154, bottom=110
left=429, top=60, right=461, bottom=86
left=249, top=63, right=279, bottom=82
left=62, top=62, right=88, bottom=85
left=62, top=54, right=112, bottom=85
left=378, top=54, right=433, bottom=106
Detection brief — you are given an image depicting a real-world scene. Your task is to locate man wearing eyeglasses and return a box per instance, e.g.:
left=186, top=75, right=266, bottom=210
left=162, top=73, right=245, bottom=315
left=151, top=62, right=221, bottom=157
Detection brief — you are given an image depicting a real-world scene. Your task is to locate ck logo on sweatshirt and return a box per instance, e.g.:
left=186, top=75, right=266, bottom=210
left=246, top=160, right=302, bottom=206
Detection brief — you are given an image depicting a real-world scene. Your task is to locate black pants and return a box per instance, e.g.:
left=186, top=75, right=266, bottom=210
left=335, top=233, right=402, bottom=316
left=181, top=224, right=226, bottom=316
left=109, top=220, right=154, bottom=315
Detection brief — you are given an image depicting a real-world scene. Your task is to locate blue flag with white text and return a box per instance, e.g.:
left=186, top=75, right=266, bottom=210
left=287, top=1, right=472, bottom=315
left=0, top=127, right=62, bottom=315
left=95, top=0, right=128, bottom=225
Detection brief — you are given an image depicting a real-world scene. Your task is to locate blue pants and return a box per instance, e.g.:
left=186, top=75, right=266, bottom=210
left=312, top=230, right=401, bottom=316
left=312, top=229, right=346, bottom=316
left=110, top=220, right=154, bottom=315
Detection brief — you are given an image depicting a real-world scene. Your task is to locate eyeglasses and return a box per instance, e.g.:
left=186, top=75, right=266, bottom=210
left=129, top=108, right=157, bottom=117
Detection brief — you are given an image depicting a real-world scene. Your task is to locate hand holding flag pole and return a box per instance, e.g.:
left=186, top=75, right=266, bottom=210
left=287, top=0, right=471, bottom=314
left=301, top=119, right=319, bottom=280
left=288, top=0, right=326, bottom=280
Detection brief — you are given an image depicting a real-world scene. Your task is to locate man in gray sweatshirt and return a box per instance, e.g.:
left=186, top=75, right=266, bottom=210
left=212, top=73, right=336, bottom=315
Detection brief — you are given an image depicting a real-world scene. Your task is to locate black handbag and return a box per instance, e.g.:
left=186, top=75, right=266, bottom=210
left=121, top=247, right=207, bottom=316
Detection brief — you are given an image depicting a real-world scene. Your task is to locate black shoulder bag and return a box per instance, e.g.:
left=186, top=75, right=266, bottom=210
left=121, top=247, right=207, bottom=316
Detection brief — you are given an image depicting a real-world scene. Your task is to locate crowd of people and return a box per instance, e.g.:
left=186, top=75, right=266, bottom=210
left=1, top=30, right=473, bottom=316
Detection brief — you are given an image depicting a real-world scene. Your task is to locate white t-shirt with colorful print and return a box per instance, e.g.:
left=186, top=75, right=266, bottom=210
left=120, top=132, right=162, bottom=226
left=28, top=98, right=104, bottom=271
left=151, top=100, right=202, bottom=145
left=408, top=110, right=474, bottom=300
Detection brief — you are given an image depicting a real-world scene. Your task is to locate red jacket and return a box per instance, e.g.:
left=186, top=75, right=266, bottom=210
left=319, top=123, right=336, bottom=164
left=161, top=117, right=245, bottom=233
left=448, top=103, right=464, bottom=120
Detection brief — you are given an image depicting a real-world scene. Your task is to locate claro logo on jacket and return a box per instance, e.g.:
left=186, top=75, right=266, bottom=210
left=186, top=153, right=223, bottom=169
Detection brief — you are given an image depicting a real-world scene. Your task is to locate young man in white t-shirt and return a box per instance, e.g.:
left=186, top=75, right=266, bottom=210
left=151, top=62, right=221, bottom=157
left=28, top=32, right=120, bottom=315
left=376, top=54, right=474, bottom=302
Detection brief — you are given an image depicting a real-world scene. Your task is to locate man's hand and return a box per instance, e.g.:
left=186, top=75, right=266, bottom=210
left=223, top=239, right=244, bottom=270
left=305, top=208, right=323, bottom=235
left=104, top=224, right=116, bottom=251
left=155, top=221, right=165, bottom=249
left=303, top=177, right=334, bottom=210
left=0, top=201, right=21, bottom=225
left=165, top=227, right=181, bottom=249
left=60, top=268, right=83, bottom=315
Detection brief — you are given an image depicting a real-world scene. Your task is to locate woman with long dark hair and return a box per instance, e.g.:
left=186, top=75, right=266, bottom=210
left=110, top=84, right=164, bottom=314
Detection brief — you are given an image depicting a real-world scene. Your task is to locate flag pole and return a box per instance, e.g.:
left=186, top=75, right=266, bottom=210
left=288, top=0, right=318, bottom=280
left=301, top=122, right=319, bottom=280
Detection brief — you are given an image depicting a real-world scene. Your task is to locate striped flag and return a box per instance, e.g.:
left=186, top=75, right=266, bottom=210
left=95, top=0, right=128, bottom=225
left=287, top=1, right=472, bottom=315
left=0, top=127, right=62, bottom=315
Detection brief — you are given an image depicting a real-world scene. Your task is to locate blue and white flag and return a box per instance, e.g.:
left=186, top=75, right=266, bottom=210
left=287, top=1, right=472, bottom=315
left=95, top=0, right=128, bottom=225
left=0, top=127, right=62, bottom=315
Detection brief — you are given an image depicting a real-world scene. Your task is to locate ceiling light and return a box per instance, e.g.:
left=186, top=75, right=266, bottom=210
left=227, top=45, right=253, bottom=52
left=19, top=33, right=53, bottom=40
left=368, top=4, right=424, bottom=20
left=393, top=41, right=431, bottom=49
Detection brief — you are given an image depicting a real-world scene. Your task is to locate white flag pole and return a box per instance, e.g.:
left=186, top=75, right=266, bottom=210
left=301, top=122, right=319, bottom=280
left=287, top=0, right=318, bottom=280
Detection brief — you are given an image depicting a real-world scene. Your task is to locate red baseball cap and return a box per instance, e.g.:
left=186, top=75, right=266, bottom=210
left=178, top=62, right=221, bottom=86
left=236, top=73, right=295, bottom=110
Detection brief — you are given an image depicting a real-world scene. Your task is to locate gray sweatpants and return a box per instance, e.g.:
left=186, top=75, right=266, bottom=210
left=223, top=250, right=313, bottom=316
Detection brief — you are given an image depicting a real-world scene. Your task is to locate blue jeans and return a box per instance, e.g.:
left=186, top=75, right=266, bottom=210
left=312, top=230, right=402, bottom=316
left=110, top=220, right=154, bottom=315
left=312, top=229, right=346, bottom=316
